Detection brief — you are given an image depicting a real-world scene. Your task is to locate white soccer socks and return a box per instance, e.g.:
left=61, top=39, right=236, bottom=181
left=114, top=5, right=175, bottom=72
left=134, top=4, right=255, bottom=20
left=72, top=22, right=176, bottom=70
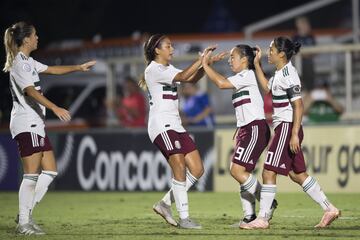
left=239, top=174, right=261, bottom=218
left=172, top=178, right=189, bottom=219
left=162, top=171, right=198, bottom=206
left=302, top=176, right=335, bottom=211
left=19, top=174, right=38, bottom=225
left=32, top=171, right=58, bottom=210
left=258, top=184, right=277, bottom=220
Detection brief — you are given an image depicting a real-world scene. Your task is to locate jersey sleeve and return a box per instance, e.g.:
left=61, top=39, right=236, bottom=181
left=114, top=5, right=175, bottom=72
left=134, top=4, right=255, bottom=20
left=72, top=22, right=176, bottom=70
left=145, top=64, right=181, bottom=85
left=228, top=71, right=257, bottom=90
left=12, top=61, right=35, bottom=91
left=283, top=69, right=302, bottom=102
left=34, top=59, right=48, bottom=73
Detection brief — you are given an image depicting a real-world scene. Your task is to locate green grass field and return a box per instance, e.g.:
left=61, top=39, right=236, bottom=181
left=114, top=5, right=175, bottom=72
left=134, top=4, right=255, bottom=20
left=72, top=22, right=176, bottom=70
left=0, top=192, right=359, bottom=239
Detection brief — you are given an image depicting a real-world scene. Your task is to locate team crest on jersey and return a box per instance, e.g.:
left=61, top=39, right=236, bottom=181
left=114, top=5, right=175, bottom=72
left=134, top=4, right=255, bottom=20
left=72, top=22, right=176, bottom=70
left=22, top=63, right=31, bottom=72
left=174, top=140, right=181, bottom=149
left=32, top=70, right=37, bottom=76
left=40, top=137, right=45, bottom=147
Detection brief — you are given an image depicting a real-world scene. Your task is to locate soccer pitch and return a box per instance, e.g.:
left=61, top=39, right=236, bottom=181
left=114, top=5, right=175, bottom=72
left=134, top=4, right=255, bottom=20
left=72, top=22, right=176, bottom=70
left=0, top=192, right=359, bottom=239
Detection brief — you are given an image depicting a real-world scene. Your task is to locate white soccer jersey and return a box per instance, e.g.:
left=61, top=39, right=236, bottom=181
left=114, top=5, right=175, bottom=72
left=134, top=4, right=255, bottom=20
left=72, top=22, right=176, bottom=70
left=228, top=69, right=265, bottom=127
left=267, top=61, right=302, bottom=128
left=9, top=52, right=48, bottom=138
left=144, top=61, right=185, bottom=142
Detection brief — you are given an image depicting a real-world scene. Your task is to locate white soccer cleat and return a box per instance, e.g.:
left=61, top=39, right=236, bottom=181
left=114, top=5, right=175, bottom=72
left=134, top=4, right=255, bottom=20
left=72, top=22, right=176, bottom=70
left=153, top=200, right=178, bottom=227
left=178, top=217, right=202, bottom=229
left=239, top=217, right=269, bottom=229
left=15, top=214, right=45, bottom=235
left=16, top=223, right=43, bottom=235
left=315, top=209, right=341, bottom=228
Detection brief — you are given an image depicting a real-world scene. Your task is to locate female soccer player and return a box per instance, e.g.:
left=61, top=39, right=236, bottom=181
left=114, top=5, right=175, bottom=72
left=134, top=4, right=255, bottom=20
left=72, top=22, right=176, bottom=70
left=3, top=21, right=96, bottom=235
left=141, top=34, right=222, bottom=229
left=240, top=37, right=340, bottom=229
left=201, top=44, right=277, bottom=226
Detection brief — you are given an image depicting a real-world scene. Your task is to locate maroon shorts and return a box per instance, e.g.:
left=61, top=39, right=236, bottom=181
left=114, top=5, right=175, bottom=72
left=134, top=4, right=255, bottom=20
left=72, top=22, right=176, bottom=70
left=153, top=130, right=197, bottom=160
left=264, top=122, right=306, bottom=175
left=232, top=119, right=271, bottom=172
left=14, top=132, right=53, bottom=158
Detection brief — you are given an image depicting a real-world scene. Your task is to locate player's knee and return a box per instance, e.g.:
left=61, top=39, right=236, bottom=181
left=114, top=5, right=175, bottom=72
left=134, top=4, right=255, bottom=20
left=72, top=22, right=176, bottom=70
left=290, top=171, right=308, bottom=185
left=190, top=165, right=204, bottom=179
left=262, top=169, right=276, bottom=182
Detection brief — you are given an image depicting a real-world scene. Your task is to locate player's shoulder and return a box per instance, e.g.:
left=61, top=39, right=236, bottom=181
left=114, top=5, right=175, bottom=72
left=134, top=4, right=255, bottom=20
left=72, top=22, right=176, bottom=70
left=13, top=53, right=33, bottom=72
left=282, top=62, right=298, bottom=77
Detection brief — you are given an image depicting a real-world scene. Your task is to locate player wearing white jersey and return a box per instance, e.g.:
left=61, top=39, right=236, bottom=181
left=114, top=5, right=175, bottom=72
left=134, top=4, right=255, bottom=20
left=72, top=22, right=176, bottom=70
left=240, top=37, right=340, bottom=229
left=3, top=22, right=96, bottom=235
left=202, top=44, right=277, bottom=227
left=141, top=34, right=223, bottom=229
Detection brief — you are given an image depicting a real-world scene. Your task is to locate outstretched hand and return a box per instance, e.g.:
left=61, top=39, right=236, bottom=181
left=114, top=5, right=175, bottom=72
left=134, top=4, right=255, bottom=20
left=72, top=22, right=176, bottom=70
left=254, top=45, right=262, bottom=65
left=199, top=45, right=217, bottom=58
left=210, top=51, right=228, bottom=64
left=80, top=60, right=97, bottom=71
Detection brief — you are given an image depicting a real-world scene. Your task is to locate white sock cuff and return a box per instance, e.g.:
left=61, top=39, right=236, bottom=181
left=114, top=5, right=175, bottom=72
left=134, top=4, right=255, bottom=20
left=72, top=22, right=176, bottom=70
left=261, top=184, right=277, bottom=193
left=42, top=170, right=58, bottom=178
left=186, top=171, right=198, bottom=184
left=240, top=174, right=256, bottom=192
left=172, top=178, right=186, bottom=187
left=302, top=176, right=316, bottom=192
left=23, top=174, right=39, bottom=182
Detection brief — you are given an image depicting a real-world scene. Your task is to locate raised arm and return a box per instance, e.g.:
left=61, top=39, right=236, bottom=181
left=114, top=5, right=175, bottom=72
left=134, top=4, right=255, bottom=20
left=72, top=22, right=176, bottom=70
left=43, top=60, right=96, bottom=75
left=174, top=45, right=217, bottom=82
left=24, top=86, right=71, bottom=121
left=254, top=46, right=270, bottom=94
left=202, top=50, right=233, bottom=89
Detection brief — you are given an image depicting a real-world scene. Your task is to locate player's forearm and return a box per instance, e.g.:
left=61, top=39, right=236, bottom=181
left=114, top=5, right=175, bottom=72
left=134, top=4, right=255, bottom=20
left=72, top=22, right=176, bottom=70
left=203, top=64, right=232, bottom=89
left=25, top=86, right=58, bottom=111
left=291, top=100, right=303, bottom=135
left=254, top=62, right=270, bottom=93
left=187, top=67, right=205, bottom=83
left=174, top=59, right=202, bottom=82
left=44, top=65, right=81, bottom=75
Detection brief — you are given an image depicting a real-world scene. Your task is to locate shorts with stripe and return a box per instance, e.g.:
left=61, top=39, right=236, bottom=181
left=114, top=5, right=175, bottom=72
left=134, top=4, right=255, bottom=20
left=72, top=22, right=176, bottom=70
left=153, top=130, right=197, bottom=160
left=14, top=132, right=53, bottom=158
left=264, top=122, right=306, bottom=175
left=232, top=119, right=271, bottom=172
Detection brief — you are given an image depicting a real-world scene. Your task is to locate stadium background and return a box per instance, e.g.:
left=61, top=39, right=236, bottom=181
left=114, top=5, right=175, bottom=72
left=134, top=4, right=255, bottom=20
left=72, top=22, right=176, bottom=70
left=0, top=0, right=360, bottom=239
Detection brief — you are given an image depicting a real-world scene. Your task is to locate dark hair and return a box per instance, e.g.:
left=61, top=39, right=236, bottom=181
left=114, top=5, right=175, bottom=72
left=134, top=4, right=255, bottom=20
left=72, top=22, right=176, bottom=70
left=3, top=21, right=34, bottom=72
left=143, top=34, right=167, bottom=65
left=235, top=44, right=257, bottom=70
left=273, top=36, right=301, bottom=60
left=139, top=34, right=167, bottom=89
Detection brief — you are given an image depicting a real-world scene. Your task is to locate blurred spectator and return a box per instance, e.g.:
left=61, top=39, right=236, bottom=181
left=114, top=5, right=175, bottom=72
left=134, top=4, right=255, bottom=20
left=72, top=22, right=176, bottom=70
left=303, top=79, right=344, bottom=123
left=180, top=83, right=215, bottom=128
left=116, top=76, right=146, bottom=127
left=292, top=16, right=316, bottom=91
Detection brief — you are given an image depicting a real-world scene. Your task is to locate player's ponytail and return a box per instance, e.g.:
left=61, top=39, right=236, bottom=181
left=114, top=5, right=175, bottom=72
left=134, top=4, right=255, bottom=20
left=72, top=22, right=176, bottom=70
left=273, top=36, right=302, bottom=61
left=139, top=34, right=166, bottom=90
left=3, top=21, right=34, bottom=72
left=3, top=27, right=17, bottom=72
